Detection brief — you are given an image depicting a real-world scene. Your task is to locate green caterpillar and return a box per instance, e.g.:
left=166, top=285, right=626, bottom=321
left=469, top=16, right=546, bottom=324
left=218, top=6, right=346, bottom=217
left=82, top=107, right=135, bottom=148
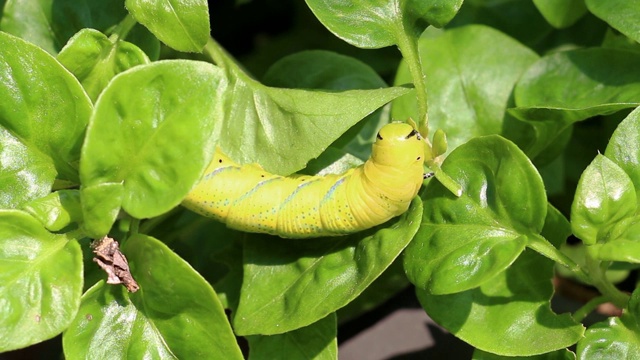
left=182, top=122, right=426, bottom=238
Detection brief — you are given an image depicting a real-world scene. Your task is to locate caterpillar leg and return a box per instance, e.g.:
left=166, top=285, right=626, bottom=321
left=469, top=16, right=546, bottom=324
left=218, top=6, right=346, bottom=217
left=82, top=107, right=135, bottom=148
left=424, top=172, right=434, bottom=179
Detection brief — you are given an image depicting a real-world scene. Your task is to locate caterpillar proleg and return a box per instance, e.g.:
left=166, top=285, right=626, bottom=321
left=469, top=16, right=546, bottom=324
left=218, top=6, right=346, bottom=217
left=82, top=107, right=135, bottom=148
left=182, top=122, right=426, bottom=238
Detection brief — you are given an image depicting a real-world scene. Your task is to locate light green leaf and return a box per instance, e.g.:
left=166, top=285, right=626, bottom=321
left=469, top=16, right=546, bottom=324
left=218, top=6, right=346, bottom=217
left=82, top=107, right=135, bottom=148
left=0, top=210, right=82, bottom=352
left=205, top=40, right=412, bottom=175
left=63, top=234, right=243, bottom=359
left=404, top=136, right=546, bottom=294
left=22, top=190, right=83, bottom=231
left=57, top=28, right=149, bottom=102
left=571, top=155, right=637, bottom=245
left=0, top=127, right=56, bottom=209
left=605, top=106, right=640, bottom=203
left=533, top=0, right=588, bottom=29
left=393, top=25, right=538, bottom=154
left=80, top=183, right=123, bottom=238
left=0, top=31, right=92, bottom=182
left=234, top=198, right=422, bottom=335
left=125, top=0, right=210, bottom=52
left=262, top=50, right=391, bottom=161
left=247, top=313, right=337, bottom=360
left=577, top=315, right=640, bottom=359
left=473, top=348, right=576, bottom=359
left=305, top=0, right=463, bottom=49
left=80, top=60, right=226, bottom=221
left=511, top=48, right=640, bottom=158
left=0, top=0, right=130, bottom=54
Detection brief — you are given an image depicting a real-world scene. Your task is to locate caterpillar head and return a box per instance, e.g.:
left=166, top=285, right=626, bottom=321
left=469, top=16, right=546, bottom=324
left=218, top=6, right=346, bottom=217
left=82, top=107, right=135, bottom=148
left=371, top=122, right=425, bottom=168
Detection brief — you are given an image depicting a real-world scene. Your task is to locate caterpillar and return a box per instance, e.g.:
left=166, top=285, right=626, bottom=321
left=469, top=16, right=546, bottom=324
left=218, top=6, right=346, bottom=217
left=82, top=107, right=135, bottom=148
left=182, top=122, right=426, bottom=238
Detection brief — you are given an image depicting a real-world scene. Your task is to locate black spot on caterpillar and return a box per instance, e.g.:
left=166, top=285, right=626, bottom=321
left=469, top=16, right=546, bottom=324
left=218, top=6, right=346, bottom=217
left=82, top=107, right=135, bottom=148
left=182, top=122, right=426, bottom=238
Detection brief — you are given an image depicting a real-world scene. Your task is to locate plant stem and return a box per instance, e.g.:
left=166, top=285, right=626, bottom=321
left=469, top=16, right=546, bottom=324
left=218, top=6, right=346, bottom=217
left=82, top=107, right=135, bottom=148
left=396, top=28, right=429, bottom=134
left=573, top=295, right=609, bottom=322
left=111, top=14, right=137, bottom=42
left=584, top=247, right=630, bottom=309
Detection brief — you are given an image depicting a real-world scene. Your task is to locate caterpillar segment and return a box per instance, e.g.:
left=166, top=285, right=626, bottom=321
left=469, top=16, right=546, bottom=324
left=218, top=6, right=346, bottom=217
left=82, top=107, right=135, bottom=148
left=182, top=122, right=426, bottom=238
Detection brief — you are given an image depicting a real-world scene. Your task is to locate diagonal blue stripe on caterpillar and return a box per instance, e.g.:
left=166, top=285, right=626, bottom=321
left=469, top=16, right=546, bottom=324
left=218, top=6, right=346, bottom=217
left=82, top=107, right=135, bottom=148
left=182, top=122, right=426, bottom=238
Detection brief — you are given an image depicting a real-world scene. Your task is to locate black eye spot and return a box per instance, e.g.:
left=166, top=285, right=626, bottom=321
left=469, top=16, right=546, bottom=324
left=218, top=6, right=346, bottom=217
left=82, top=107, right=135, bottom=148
left=218, top=159, right=223, bottom=163
left=376, top=132, right=383, bottom=140
left=417, top=156, right=421, bottom=160
left=261, top=174, right=265, bottom=177
left=405, top=129, right=418, bottom=139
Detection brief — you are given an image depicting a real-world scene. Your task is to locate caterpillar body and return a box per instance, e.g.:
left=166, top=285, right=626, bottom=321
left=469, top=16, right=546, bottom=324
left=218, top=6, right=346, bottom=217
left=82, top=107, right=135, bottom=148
left=182, top=122, right=426, bottom=238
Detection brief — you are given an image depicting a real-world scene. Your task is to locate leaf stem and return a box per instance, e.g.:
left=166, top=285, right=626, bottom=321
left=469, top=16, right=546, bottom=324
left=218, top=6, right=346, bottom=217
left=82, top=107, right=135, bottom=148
left=395, top=28, right=429, bottom=133
left=584, top=247, right=630, bottom=309
left=527, top=235, right=591, bottom=283
left=573, top=295, right=609, bottom=322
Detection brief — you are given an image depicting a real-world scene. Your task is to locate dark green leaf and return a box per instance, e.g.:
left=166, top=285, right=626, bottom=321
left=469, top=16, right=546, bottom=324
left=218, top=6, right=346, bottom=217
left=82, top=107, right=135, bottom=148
left=233, top=198, right=422, bottom=335
left=63, top=234, right=243, bottom=359
left=305, top=0, right=463, bottom=49
left=247, top=313, right=337, bottom=360
left=533, top=0, right=588, bottom=29
left=393, top=25, right=538, bottom=154
left=0, top=210, right=82, bottom=352
left=404, top=136, right=546, bottom=294
left=125, top=0, right=210, bottom=52
left=586, top=0, right=640, bottom=43
left=57, top=28, right=149, bottom=102
left=80, top=60, right=226, bottom=220
left=0, top=31, right=92, bottom=182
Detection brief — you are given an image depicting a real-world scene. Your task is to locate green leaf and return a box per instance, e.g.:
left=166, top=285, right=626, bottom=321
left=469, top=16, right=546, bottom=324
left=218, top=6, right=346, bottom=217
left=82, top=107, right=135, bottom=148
left=591, top=215, right=640, bottom=263
left=80, top=60, right=227, bottom=220
left=571, top=155, right=636, bottom=245
left=416, top=205, right=585, bottom=356
left=247, top=313, right=337, bottom=360
left=125, top=0, right=210, bottom=52
left=22, top=190, right=83, bottom=231
left=233, top=198, right=422, bottom=335
left=0, top=31, right=92, bottom=182
left=0, top=0, right=130, bottom=54
left=510, top=48, right=640, bottom=158
left=262, top=50, right=391, bottom=161
left=473, top=348, right=576, bottom=360
left=205, top=40, right=412, bottom=175
left=392, top=25, right=538, bottom=154
left=605, top=106, right=640, bottom=203
left=577, top=314, right=640, bottom=359
left=57, top=28, right=150, bottom=102
left=586, top=0, right=640, bottom=43
left=0, top=210, right=82, bottom=352
left=404, top=136, right=546, bottom=294
left=0, top=127, right=56, bottom=209
left=63, top=234, right=243, bottom=359
left=80, top=182, right=124, bottom=238
left=447, top=0, right=553, bottom=50
left=305, top=0, right=463, bottom=49
left=533, top=0, right=588, bottom=29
